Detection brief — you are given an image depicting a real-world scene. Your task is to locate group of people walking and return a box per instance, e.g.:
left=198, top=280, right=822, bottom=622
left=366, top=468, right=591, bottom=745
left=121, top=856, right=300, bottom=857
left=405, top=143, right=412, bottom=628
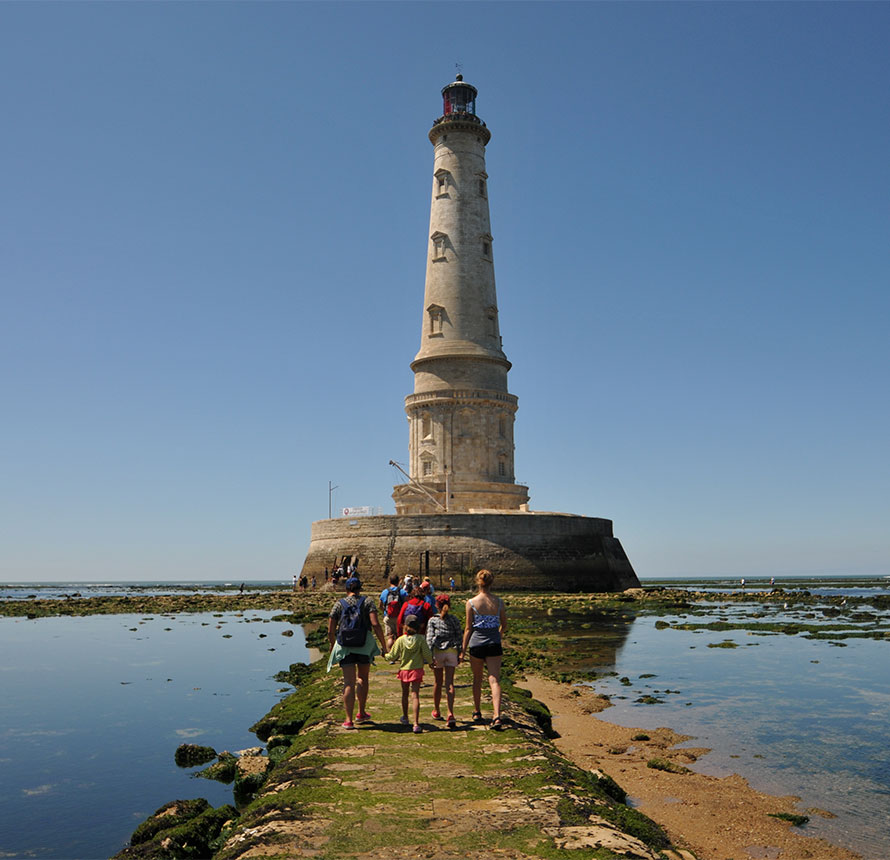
left=326, top=569, right=507, bottom=733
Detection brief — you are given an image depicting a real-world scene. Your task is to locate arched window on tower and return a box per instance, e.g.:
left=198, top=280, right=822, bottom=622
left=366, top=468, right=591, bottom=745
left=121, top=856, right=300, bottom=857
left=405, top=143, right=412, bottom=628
left=421, top=413, right=433, bottom=439
left=481, top=233, right=493, bottom=261
left=477, top=172, right=488, bottom=197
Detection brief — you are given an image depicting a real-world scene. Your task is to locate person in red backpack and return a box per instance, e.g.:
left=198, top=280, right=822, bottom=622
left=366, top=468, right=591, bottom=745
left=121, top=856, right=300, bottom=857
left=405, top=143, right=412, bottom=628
left=379, top=574, right=407, bottom=650
left=397, top=586, right=434, bottom=636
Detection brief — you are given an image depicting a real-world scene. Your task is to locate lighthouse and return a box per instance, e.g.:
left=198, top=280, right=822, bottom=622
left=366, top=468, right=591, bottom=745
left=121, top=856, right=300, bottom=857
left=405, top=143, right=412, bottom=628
left=300, top=75, right=638, bottom=592
left=393, top=75, right=530, bottom=515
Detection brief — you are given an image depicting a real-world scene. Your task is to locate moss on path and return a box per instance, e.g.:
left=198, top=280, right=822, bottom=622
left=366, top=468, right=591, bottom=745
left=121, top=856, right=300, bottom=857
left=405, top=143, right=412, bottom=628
left=207, top=657, right=692, bottom=859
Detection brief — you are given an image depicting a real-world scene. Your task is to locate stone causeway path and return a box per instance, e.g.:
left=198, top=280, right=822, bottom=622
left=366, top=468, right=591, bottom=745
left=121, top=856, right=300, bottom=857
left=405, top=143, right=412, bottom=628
left=215, top=659, right=696, bottom=860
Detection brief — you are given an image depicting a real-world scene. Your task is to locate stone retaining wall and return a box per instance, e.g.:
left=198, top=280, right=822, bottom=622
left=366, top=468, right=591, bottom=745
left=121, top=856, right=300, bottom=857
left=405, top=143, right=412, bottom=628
left=300, top=512, right=638, bottom=591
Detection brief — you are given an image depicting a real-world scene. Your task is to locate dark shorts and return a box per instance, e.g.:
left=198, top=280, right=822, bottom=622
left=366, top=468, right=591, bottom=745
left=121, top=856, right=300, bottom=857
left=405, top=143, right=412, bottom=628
left=339, top=653, right=371, bottom=666
left=468, top=643, right=503, bottom=659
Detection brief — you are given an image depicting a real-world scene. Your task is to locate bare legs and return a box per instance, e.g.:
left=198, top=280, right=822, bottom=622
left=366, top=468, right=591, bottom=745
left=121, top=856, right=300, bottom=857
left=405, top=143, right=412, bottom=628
left=340, top=662, right=370, bottom=723
left=401, top=679, right=422, bottom=727
left=469, top=655, right=502, bottom=720
left=432, top=665, right=457, bottom=717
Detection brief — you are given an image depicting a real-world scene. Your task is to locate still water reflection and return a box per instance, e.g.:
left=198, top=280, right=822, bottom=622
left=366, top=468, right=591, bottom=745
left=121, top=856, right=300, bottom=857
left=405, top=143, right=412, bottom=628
left=516, top=599, right=890, bottom=860
left=0, top=612, right=308, bottom=859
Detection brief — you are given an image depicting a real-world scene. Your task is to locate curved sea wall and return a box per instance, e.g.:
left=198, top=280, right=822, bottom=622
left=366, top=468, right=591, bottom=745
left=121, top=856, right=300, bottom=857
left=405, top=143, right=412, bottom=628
left=299, top=512, right=638, bottom=591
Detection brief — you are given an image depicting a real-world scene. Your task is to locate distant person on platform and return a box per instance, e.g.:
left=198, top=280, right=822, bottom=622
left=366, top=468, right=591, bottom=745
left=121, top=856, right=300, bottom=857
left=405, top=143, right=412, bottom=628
left=292, top=574, right=297, bottom=592
left=327, top=576, right=386, bottom=729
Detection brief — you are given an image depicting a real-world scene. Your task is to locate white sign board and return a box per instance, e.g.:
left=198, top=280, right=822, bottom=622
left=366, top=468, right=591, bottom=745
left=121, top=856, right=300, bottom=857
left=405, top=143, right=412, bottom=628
left=341, top=506, right=373, bottom=517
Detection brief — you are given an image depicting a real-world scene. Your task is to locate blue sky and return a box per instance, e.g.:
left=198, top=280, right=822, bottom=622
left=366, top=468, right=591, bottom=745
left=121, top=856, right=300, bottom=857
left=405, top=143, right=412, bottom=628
left=2, top=2, right=888, bottom=582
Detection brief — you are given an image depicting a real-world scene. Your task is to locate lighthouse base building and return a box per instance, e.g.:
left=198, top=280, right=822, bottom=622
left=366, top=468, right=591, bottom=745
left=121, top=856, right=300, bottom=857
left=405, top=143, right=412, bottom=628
left=300, top=512, right=636, bottom=592
left=299, top=76, right=638, bottom=592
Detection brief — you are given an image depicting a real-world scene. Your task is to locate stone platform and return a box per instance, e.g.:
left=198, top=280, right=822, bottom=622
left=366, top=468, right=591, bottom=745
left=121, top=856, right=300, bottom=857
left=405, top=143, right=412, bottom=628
left=299, top=511, right=638, bottom=591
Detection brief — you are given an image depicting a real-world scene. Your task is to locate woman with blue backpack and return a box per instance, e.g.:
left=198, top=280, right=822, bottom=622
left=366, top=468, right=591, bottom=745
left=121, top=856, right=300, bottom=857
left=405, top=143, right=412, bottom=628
left=327, top=576, right=387, bottom=729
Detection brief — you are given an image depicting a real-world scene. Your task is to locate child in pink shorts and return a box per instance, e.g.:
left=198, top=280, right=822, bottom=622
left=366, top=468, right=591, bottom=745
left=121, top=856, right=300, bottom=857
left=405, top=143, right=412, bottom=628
left=386, top=614, right=434, bottom=733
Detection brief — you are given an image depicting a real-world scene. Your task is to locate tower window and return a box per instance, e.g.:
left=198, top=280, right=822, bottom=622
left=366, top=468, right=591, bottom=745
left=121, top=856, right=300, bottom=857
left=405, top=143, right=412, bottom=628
left=479, top=178, right=486, bottom=196
left=423, top=460, right=433, bottom=477
left=498, top=416, right=506, bottom=438
left=485, top=305, right=499, bottom=338
left=421, top=413, right=432, bottom=439
left=498, top=460, right=506, bottom=477
left=427, top=304, right=445, bottom=336
left=434, top=169, right=451, bottom=197
left=482, top=241, right=491, bottom=257
left=431, top=232, right=448, bottom=262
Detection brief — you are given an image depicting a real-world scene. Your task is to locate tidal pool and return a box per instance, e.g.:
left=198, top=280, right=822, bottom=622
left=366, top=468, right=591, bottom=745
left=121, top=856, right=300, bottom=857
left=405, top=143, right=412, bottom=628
left=572, top=604, right=890, bottom=859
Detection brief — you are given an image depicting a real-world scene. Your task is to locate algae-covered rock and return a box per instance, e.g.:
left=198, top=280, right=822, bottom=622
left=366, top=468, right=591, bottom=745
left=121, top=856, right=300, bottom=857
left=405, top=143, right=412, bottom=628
left=114, top=798, right=237, bottom=858
left=197, top=752, right=237, bottom=784
left=174, top=743, right=217, bottom=767
left=251, top=660, right=332, bottom=741
left=130, top=799, right=211, bottom=846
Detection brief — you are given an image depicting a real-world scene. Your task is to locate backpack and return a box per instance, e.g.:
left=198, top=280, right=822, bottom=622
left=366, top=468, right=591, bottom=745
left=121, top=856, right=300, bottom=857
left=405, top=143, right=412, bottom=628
left=383, top=587, right=404, bottom=619
left=401, top=600, right=427, bottom=626
left=336, top=596, right=368, bottom=647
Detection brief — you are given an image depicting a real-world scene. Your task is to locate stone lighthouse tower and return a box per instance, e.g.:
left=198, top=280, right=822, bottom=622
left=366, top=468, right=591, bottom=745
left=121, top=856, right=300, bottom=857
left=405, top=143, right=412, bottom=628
left=393, top=75, right=530, bottom=515
left=300, top=75, right=638, bottom=591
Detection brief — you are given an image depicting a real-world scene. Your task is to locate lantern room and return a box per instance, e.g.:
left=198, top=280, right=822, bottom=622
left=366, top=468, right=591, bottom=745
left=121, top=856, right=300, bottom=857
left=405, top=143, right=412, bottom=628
left=442, top=74, right=477, bottom=116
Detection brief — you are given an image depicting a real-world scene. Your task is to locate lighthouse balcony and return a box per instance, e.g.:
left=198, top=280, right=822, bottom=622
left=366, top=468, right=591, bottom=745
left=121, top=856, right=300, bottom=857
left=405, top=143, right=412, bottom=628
left=405, top=389, right=517, bottom=410
left=431, top=111, right=486, bottom=129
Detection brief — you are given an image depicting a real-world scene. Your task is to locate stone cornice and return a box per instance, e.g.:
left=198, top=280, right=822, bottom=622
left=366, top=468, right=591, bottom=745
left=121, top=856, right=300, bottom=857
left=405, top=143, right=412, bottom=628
left=411, top=350, right=512, bottom=372
left=405, top=389, right=518, bottom=410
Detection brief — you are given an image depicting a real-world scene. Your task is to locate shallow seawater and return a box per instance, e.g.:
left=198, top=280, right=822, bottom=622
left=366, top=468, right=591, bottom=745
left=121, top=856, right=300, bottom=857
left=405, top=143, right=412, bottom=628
left=565, top=599, right=890, bottom=859
left=0, top=611, right=309, bottom=859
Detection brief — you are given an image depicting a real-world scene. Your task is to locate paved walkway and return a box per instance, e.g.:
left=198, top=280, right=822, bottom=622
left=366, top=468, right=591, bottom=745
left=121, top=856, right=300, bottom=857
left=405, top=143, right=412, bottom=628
left=215, top=658, right=696, bottom=860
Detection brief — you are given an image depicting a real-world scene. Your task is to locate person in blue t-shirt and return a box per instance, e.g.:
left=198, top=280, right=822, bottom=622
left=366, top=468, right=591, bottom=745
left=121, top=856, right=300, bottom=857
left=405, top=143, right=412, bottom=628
left=378, top=574, right=407, bottom=649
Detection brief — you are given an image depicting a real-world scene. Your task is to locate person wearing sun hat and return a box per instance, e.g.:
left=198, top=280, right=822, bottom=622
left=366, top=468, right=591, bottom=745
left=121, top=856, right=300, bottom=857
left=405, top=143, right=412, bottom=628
left=327, top=576, right=386, bottom=729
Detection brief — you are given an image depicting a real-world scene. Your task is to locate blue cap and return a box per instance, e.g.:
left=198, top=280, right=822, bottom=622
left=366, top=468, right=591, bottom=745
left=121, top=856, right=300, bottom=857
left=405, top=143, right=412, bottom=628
left=344, top=577, right=362, bottom=592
